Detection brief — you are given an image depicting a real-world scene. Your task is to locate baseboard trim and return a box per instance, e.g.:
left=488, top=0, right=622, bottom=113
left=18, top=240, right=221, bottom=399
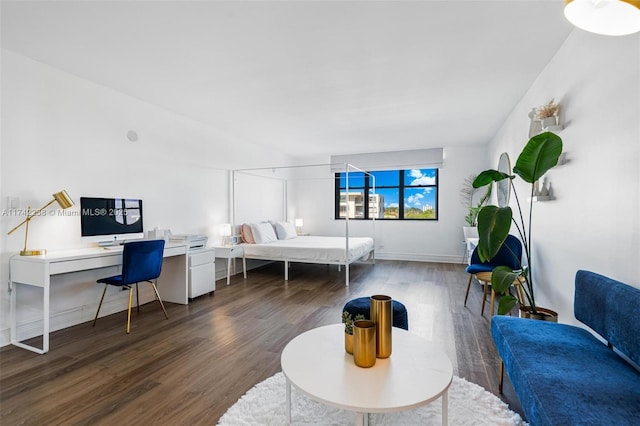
left=374, top=252, right=465, bottom=264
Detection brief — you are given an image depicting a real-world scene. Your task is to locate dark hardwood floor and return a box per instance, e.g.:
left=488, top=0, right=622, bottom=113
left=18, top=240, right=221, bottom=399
left=0, top=260, right=523, bottom=425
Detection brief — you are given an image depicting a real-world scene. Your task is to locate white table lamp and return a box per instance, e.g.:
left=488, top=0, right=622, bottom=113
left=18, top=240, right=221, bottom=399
left=220, top=223, right=232, bottom=246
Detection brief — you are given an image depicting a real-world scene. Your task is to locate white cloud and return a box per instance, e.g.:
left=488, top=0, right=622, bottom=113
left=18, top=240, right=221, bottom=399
left=408, top=169, right=436, bottom=186
left=407, top=193, right=424, bottom=206
left=411, top=176, right=436, bottom=186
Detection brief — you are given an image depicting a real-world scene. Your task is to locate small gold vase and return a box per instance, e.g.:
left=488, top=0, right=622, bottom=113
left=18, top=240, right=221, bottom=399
left=345, top=332, right=353, bottom=354
left=353, top=320, right=376, bottom=368
left=370, top=295, right=392, bottom=358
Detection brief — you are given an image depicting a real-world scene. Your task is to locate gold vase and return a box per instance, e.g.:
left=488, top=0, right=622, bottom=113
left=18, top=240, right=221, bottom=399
left=370, top=295, right=392, bottom=358
left=345, top=332, right=353, bottom=354
left=353, top=320, right=376, bottom=368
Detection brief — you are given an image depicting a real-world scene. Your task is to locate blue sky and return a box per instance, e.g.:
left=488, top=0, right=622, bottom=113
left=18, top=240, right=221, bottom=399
left=340, top=169, right=437, bottom=210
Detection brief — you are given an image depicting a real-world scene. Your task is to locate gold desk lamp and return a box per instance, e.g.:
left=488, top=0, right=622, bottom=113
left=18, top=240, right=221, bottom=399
left=7, top=190, right=75, bottom=256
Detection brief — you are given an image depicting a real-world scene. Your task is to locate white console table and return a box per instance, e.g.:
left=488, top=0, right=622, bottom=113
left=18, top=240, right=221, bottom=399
left=9, top=242, right=192, bottom=354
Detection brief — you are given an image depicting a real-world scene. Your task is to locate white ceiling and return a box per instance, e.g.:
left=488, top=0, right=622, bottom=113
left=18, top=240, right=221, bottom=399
left=1, top=1, right=573, bottom=159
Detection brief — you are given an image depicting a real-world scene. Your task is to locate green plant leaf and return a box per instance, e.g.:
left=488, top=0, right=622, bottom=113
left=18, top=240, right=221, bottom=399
left=513, top=132, right=563, bottom=183
left=497, top=295, right=518, bottom=315
left=472, top=170, right=510, bottom=188
left=477, top=206, right=512, bottom=262
left=491, top=266, right=521, bottom=294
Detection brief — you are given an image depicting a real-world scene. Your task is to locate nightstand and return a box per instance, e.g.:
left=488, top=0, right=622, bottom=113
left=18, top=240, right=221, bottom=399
left=213, top=245, right=247, bottom=285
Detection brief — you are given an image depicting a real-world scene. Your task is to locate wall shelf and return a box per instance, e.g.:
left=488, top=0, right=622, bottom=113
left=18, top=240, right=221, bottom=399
left=528, top=195, right=551, bottom=202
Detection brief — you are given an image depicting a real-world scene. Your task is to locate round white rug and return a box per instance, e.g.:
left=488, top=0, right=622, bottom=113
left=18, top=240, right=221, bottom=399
left=218, top=372, right=526, bottom=425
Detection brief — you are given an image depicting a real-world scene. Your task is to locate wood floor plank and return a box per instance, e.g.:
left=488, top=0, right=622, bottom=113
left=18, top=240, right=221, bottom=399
left=0, top=260, right=524, bottom=424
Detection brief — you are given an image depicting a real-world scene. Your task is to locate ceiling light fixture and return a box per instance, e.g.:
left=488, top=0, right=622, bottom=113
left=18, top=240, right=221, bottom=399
left=564, top=0, right=640, bottom=36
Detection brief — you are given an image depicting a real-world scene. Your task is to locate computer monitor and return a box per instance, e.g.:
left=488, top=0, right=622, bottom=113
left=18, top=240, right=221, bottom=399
left=80, top=197, right=144, bottom=246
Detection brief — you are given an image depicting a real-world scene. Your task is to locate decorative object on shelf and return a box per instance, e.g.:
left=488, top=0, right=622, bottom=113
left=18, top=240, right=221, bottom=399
left=294, top=218, right=304, bottom=234
left=472, top=131, right=562, bottom=319
left=7, top=190, right=74, bottom=256
left=219, top=223, right=232, bottom=246
left=353, top=319, right=377, bottom=367
left=529, top=178, right=552, bottom=202
left=564, top=0, right=640, bottom=36
left=370, top=295, right=392, bottom=358
left=534, top=98, right=562, bottom=132
left=342, top=311, right=365, bottom=354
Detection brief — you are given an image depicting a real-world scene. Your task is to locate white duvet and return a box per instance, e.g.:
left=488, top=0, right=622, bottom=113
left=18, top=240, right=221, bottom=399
left=241, top=236, right=374, bottom=264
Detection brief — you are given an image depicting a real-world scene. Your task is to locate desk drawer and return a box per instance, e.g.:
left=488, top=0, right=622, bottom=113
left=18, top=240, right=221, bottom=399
left=189, top=249, right=215, bottom=267
left=50, top=254, right=121, bottom=275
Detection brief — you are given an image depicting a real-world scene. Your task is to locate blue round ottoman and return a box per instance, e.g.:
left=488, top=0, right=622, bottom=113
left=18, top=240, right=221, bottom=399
left=342, top=297, right=409, bottom=330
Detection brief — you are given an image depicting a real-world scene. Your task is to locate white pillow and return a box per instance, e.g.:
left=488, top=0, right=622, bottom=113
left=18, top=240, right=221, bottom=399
left=275, top=221, right=297, bottom=240
left=251, top=222, right=278, bottom=244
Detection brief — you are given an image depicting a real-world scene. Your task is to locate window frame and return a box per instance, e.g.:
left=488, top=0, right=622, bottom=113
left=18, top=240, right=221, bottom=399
left=334, top=168, right=439, bottom=220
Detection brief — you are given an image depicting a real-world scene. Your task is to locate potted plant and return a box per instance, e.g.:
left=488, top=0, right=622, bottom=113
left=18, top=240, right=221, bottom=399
left=460, top=174, right=492, bottom=228
left=534, top=98, right=560, bottom=129
left=460, top=174, right=492, bottom=258
left=472, top=131, right=562, bottom=320
left=342, top=311, right=365, bottom=354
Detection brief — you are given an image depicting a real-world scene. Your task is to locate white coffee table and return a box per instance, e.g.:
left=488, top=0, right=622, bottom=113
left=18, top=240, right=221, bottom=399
left=280, top=324, right=453, bottom=425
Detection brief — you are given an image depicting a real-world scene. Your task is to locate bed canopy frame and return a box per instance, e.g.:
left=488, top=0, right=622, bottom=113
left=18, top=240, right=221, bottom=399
left=230, top=162, right=377, bottom=286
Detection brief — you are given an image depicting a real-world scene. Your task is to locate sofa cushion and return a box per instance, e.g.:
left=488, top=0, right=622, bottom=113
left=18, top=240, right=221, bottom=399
left=574, top=270, right=640, bottom=366
left=492, top=316, right=640, bottom=426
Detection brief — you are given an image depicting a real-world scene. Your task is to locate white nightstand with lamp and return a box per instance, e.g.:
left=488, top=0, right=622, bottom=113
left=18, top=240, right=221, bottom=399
left=213, top=244, right=246, bottom=285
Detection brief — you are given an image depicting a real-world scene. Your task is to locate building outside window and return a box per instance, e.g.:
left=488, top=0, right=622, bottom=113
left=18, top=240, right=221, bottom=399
left=335, top=168, right=438, bottom=220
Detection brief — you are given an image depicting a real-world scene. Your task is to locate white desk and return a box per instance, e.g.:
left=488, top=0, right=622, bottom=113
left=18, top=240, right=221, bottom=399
left=9, top=242, right=189, bottom=354
left=281, top=324, right=453, bottom=426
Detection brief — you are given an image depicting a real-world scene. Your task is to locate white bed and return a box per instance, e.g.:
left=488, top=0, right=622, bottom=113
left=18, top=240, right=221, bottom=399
left=242, top=236, right=375, bottom=285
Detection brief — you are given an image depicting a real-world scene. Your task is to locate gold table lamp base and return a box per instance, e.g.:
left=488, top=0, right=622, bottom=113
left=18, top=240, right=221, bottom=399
left=20, top=249, right=47, bottom=256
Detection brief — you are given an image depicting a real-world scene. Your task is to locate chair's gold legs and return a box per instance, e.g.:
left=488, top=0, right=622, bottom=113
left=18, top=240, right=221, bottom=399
left=481, top=280, right=488, bottom=315
left=93, top=285, right=108, bottom=327
left=499, top=359, right=504, bottom=394
left=126, top=286, right=133, bottom=334
left=136, top=283, right=140, bottom=313
left=463, top=275, right=473, bottom=306
left=150, top=281, right=169, bottom=320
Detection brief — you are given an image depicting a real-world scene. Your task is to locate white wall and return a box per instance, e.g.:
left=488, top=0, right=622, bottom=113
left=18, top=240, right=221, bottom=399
left=487, top=31, right=640, bottom=325
left=290, top=145, right=490, bottom=263
left=0, top=50, right=293, bottom=346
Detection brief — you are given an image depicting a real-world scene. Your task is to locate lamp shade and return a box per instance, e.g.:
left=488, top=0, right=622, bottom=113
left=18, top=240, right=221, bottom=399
left=53, top=190, right=74, bottom=209
left=564, top=0, right=640, bottom=36
left=295, top=218, right=304, bottom=227
left=220, top=223, right=232, bottom=237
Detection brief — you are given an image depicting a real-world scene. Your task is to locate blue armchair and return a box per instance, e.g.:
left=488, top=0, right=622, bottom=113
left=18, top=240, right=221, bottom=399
left=464, top=234, right=522, bottom=315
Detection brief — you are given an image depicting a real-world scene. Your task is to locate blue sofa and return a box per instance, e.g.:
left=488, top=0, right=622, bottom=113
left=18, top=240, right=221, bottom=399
left=491, top=270, right=640, bottom=425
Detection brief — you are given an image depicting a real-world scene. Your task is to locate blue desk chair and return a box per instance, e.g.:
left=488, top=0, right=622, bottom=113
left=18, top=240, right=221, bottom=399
left=92, top=240, right=168, bottom=334
left=464, top=234, right=522, bottom=315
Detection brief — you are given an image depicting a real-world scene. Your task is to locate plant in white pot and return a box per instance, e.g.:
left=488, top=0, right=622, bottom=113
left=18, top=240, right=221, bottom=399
left=460, top=174, right=492, bottom=229
left=534, top=98, right=560, bottom=129
left=472, top=131, right=563, bottom=320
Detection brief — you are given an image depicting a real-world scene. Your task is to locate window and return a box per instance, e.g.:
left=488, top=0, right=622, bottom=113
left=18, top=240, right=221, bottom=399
left=335, top=168, right=438, bottom=220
